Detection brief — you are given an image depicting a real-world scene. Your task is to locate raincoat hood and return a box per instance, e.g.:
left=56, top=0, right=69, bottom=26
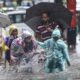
left=52, top=28, right=61, bottom=38
left=9, top=24, right=18, bottom=36
left=21, top=31, right=32, bottom=40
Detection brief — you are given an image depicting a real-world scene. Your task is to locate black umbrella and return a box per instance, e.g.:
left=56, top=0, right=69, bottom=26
left=26, top=2, right=72, bottom=31
left=26, top=17, right=41, bottom=31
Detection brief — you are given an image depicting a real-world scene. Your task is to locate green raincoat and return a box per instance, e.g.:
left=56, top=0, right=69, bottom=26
left=38, top=28, right=70, bottom=73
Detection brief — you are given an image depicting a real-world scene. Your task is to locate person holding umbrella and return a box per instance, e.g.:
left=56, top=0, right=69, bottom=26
left=37, top=27, right=70, bottom=73
left=26, top=2, right=72, bottom=42
left=36, top=12, right=57, bottom=41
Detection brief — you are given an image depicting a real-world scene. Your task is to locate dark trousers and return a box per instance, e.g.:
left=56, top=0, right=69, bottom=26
left=67, top=28, right=76, bottom=48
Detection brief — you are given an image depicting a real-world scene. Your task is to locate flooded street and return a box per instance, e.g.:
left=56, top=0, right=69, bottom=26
left=0, top=36, right=80, bottom=80
left=0, top=0, right=79, bottom=80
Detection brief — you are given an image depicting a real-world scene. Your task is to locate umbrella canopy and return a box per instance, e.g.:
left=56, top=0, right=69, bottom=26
left=26, top=17, right=41, bottom=31
left=0, top=12, right=11, bottom=28
left=6, top=23, right=35, bottom=36
left=0, top=27, right=6, bottom=38
left=25, top=2, right=72, bottom=31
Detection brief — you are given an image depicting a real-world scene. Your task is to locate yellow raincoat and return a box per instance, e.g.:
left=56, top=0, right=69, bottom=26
left=9, top=24, right=18, bottom=36
left=0, top=28, right=9, bottom=60
left=0, top=42, right=9, bottom=60
left=2, top=42, right=9, bottom=51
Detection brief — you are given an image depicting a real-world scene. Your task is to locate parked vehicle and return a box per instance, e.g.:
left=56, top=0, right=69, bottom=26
left=16, top=6, right=30, bottom=10
left=21, top=0, right=33, bottom=6
left=6, top=10, right=26, bottom=23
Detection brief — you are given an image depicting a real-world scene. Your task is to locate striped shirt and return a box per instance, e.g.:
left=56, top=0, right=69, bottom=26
left=36, top=22, right=57, bottom=41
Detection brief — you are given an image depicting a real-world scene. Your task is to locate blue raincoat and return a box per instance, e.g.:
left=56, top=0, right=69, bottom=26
left=37, top=28, right=70, bottom=73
